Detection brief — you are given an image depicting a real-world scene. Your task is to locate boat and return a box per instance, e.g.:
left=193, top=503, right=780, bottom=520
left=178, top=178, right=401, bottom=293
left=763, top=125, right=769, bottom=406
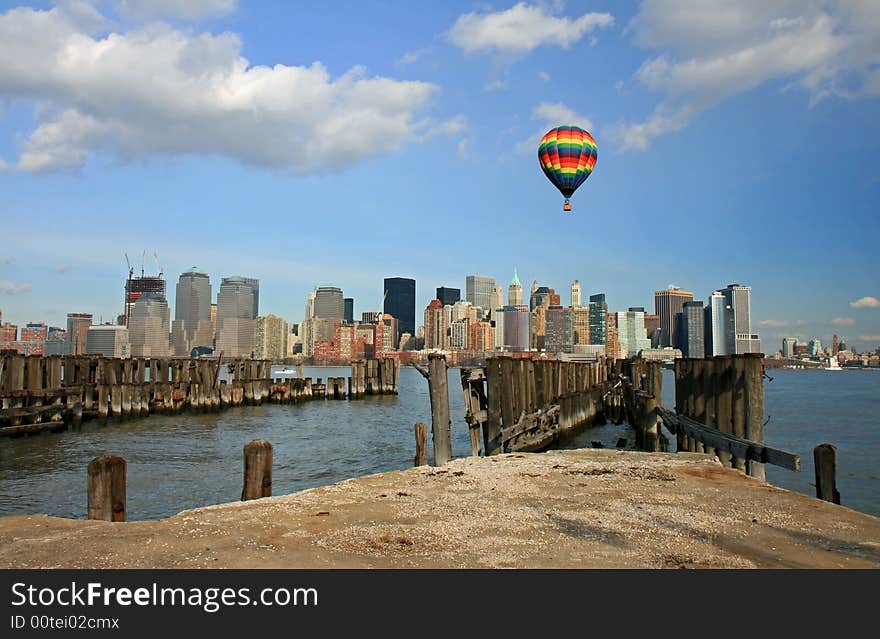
left=824, top=357, right=842, bottom=371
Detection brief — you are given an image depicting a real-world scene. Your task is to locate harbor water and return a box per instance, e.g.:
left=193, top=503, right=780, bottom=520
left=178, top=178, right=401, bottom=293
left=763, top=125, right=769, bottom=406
left=0, top=367, right=877, bottom=520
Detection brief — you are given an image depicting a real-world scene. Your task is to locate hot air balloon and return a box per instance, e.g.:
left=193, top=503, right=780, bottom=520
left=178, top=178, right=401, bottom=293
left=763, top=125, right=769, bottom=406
left=538, top=125, right=597, bottom=212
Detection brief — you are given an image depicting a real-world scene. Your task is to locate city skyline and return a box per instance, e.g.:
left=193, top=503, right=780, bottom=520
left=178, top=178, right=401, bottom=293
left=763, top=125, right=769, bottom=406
left=0, top=2, right=877, bottom=349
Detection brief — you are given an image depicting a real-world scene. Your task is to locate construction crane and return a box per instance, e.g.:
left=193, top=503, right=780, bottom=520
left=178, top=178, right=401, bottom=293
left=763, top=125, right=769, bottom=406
left=153, top=251, right=163, bottom=278
left=124, top=253, right=133, bottom=279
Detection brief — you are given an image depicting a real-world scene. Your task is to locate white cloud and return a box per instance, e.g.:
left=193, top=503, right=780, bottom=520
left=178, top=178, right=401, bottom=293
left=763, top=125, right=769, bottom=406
left=0, top=281, right=31, bottom=295
left=830, top=317, right=856, bottom=326
left=0, top=5, right=447, bottom=174
left=538, top=71, right=551, bottom=81
left=457, top=138, right=471, bottom=159
left=114, top=0, right=237, bottom=22
left=56, top=264, right=79, bottom=273
left=612, top=1, right=880, bottom=150
left=449, top=3, right=613, bottom=55
left=857, top=335, right=880, bottom=342
left=1, top=256, right=14, bottom=265
left=484, top=79, right=509, bottom=92
left=850, top=296, right=880, bottom=309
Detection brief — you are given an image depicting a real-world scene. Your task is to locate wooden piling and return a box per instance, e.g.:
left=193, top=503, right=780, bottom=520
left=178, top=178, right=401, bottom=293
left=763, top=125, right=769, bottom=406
left=744, top=353, right=766, bottom=481
left=241, top=439, right=273, bottom=501
left=428, top=354, right=452, bottom=466
left=813, top=444, right=840, bottom=504
left=484, top=358, right=503, bottom=456
left=414, top=422, right=428, bottom=467
left=87, top=455, right=126, bottom=521
left=715, top=356, right=733, bottom=467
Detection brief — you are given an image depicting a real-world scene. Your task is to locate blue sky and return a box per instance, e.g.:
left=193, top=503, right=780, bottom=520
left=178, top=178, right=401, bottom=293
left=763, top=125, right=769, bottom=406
left=0, top=1, right=878, bottom=351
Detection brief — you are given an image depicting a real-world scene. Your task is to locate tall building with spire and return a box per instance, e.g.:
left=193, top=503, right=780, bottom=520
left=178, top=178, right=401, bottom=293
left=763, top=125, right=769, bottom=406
left=508, top=269, right=523, bottom=306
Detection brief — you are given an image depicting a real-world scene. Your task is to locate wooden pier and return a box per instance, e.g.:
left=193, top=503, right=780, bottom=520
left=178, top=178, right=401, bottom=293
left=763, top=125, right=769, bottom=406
left=0, top=354, right=399, bottom=437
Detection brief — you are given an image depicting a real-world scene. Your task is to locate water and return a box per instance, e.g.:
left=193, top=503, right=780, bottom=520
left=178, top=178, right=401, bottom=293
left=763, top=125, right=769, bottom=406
left=0, top=367, right=877, bottom=520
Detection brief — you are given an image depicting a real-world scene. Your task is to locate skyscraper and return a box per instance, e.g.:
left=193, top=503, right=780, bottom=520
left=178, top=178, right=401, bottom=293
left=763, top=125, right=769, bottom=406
left=508, top=270, right=523, bottom=306
left=384, top=277, right=416, bottom=339
left=344, top=298, right=354, bottom=324
left=545, top=306, right=573, bottom=353
left=424, top=299, right=447, bottom=350
left=436, top=287, right=460, bottom=307
left=129, top=293, right=171, bottom=357
left=66, top=313, right=93, bottom=355
left=255, top=315, right=288, bottom=360
left=720, top=283, right=761, bottom=354
left=490, top=285, right=504, bottom=314
left=216, top=276, right=257, bottom=357
left=782, top=337, right=797, bottom=358
left=588, top=294, right=607, bottom=345
left=613, top=307, right=651, bottom=357
left=571, top=280, right=582, bottom=307
left=124, top=273, right=166, bottom=327
left=704, top=291, right=728, bottom=356
left=678, top=301, right=705, bottom=358
left=314, top=286, right=344, bottom=321
left=654, top=286, right=694, bottom=348
left=465, top=275, right=494, bottom=316
left=502, top=305, right=530, bottom=352
left=172, top=267, right=213, bottom=357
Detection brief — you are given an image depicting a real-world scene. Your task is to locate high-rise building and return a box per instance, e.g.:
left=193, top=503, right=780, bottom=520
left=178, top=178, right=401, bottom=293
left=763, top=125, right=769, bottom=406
left=243, top=277, right=260, bottom=318
left=305, top=289, right=316, bottom=320
left=449, top=319, right=469, bottom=350
left=704, top=291, right=728, bottom=356
left=20, top=322, right=48, bottom=356
left=490, top=285, right=504, bottom=315
left=588, top=294, right=607, bottom=345
left=508, top=270, right=523, bottom=307
left=361, top=311, right=379, bottom=324
left=654, top=287, right=694, bottom=348
left=644, top=314, right=661, bottom=347
left=469, top=321, right=494, bottom=353
left=832, top=334, right=839, bottom=355
left=545, top=306, right=573, bottom=353
left=530, top=304, right=546, bottom=350
left=86, top=325, right=130, bottom=358
left=129, top=293, right=171, bottom=357
left=678, top=301, right=705, bottom=358
left=436, top=287, right=460, bottom=307
left=424, top=299, right=447, bottom=350
left=0, top=310, right=17, bottom=349
left=210, top=303, right=217, bottom=345
left=571, top=280, right=582, bottom=308
left=466, top=275, right=494, bottom=317
left=255, top=315, right=288, bottom=360
left=605, top=312, right=620, bottom=358
left=614, top=307, right=651, bottom=357
left=502, top=305, right=530, bottom=352
left=344, top=298, right=354, bottom=324
left=530, top=286, right=551, bottom=311
left=124, top=274, right=166, bottom=327
left=572, top=306, right=591, bottom=345
left=809, top=339, right=822, bottom=356
left=216, top=277, right=257, bottom=357
left=314, top=286, right=344, bottom=321
left=384, top=277, right=416, bottom=339
left=172, top=267, right=213, bottom=357
left=493, top=311, right=505, bottom=350
left=720, top=283, right=760, bottom=354
left=782, top=337, right=797, bottom=358
left=66, top=313, right=93, bottom=355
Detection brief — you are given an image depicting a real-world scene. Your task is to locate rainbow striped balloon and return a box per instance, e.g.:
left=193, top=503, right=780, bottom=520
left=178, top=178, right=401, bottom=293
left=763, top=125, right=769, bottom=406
left=538, top=125, right=597, bottom=209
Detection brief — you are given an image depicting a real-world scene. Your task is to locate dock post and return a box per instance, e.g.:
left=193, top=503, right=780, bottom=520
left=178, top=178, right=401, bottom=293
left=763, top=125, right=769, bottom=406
left=744, top=353, right=766, bottom=480
left=87, top=455, right=126, bottom=521
left=484, top=358, right=503, bottom=456
left=241, top=439, right=272, bottom=501
left=715, top=356, right=734, bottom=467
left=814, top=444, right=840, bottom=504
left=731, top=356, right=747, bottom=471
left=428, top=354, right=452, bottom=465
left=414, top=423, right=428, bottom=467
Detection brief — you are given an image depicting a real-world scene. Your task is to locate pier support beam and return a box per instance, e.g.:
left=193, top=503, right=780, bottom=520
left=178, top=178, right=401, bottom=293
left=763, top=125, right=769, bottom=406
left=242, top=439, right=273, bottom=501
left=87, top=455, right=126, bottom=521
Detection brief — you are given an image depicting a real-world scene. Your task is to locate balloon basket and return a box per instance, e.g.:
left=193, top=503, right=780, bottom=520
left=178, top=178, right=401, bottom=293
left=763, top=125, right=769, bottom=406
left=563, top=200, right=572, bottom=212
